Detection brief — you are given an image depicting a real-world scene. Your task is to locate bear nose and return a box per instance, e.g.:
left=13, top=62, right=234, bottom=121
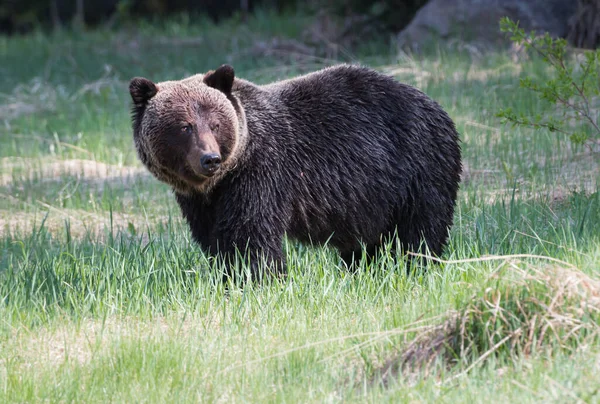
left=200, top=153, right=222, bottom=173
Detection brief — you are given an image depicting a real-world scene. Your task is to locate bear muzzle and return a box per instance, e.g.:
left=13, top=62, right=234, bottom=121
left=199, top=153, right=222, bottom=176
left=177, top=152, right=222, bottom=186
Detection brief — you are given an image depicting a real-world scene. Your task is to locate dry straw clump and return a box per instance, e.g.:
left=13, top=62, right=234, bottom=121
left=376, top=261, right=600, bottom=385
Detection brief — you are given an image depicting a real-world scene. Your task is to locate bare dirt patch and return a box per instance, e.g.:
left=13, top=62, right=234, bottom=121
left=9, top=316, right=198, bottom=368
left=0, top=157, right=148, bottom=187
left=0, top=158, right=170, bottom=239
left=0, top=207, right=170, bottom=241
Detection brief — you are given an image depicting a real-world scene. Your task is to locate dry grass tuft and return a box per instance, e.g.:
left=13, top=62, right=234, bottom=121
left=373, top=262, right=600, bottom=386
left=0, top=78, right=62, bottom=120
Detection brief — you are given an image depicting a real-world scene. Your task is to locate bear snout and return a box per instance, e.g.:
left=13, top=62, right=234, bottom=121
left=200, top=153, right=222, bottom=175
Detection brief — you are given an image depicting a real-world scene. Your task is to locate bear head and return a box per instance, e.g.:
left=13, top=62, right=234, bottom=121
left=129, top=65, right=246, bottom=195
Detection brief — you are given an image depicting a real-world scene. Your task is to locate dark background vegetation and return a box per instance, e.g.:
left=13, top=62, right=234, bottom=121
left=1, top=0, right=427, bottom=35
left=4, top=0, right=599, bottom=51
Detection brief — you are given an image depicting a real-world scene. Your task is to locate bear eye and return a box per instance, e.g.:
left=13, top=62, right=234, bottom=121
left=181, top=124, right=193, bottom=135
left=210, top=123, right=220, bottom=132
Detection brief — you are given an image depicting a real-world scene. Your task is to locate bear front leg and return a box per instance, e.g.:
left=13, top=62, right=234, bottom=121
left=220, top=240, right=286, bottom=283
left=175, top=172, right=290, bottom=282
left=213, top=228, right=286, bottom=283
left=213, top=189, right=289, bottom=282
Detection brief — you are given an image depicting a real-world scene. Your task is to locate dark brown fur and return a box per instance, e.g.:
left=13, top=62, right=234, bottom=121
left=129, top=64, right=462, bottom=280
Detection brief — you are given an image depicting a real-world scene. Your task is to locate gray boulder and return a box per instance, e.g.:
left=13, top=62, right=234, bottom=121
left=398, top=0, right=578, bottom=50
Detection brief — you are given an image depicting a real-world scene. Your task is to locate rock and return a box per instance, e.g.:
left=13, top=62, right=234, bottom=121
left=398, top=0, right=578, bottom=50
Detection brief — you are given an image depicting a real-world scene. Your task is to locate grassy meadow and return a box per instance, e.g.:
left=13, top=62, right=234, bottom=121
left=1, top=10, right=599, bottom=402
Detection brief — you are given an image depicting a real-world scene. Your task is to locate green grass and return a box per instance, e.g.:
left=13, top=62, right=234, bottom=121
left=1, top=10, right=600, bottom=403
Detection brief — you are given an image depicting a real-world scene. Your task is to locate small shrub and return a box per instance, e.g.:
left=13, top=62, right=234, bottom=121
left=497, top=17, right=600, bottom=147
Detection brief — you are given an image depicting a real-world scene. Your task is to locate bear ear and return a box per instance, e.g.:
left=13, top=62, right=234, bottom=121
left=129, top=77, right=158, bottom=106
left=203, top=65, right=235, bottom=94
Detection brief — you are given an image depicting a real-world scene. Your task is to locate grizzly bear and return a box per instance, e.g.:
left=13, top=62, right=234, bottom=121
left=129, top=64, right=461, bottom=279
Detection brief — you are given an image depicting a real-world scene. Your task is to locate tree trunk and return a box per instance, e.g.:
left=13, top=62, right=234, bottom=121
left=74, top=0, right=85, bottom=29
left=241, top=0, right=249, bottom=23
left=568, top=0, right=600, bottom=49
left=50, top=0, right=61, bottom=31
